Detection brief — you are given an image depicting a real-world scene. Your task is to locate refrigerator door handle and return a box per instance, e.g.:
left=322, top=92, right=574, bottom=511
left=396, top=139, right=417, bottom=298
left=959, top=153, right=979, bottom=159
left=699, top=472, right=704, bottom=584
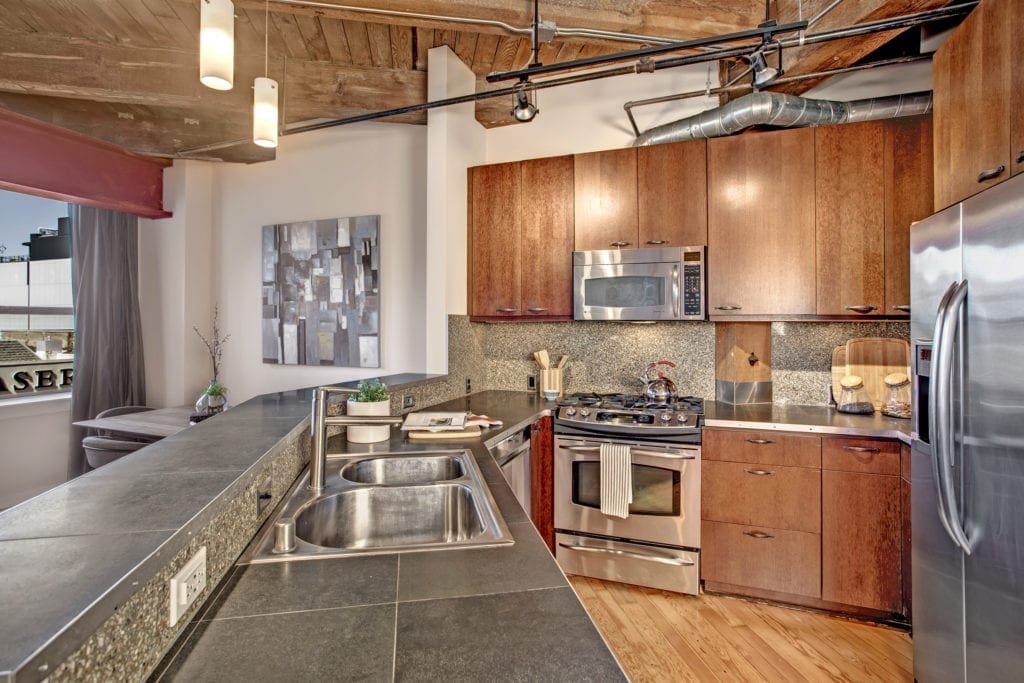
left=937, top=279, right=972, bottom=554
left=930, top=281, right=959, bottom=546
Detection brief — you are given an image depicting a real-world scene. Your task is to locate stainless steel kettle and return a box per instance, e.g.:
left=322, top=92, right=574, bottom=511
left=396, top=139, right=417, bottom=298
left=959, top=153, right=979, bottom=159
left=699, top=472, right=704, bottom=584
left=641, top=360, right=678, bottom=404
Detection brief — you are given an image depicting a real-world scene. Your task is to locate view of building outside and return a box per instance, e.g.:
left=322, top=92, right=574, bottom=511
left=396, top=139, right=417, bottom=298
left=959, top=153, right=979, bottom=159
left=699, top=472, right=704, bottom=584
left=0, top=189, right=74, bottom=398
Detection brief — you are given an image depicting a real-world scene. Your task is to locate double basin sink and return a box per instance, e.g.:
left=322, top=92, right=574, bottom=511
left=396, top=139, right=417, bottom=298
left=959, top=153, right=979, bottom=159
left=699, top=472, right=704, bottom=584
left=248, top=449, right=513, bottom=563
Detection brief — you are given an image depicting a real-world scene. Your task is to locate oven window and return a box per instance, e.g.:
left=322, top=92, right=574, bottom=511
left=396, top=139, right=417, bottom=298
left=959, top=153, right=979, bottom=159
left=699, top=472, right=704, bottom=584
left=584, top=276, right=665, bottom=308
left=572, top=462, right=680, bottom=515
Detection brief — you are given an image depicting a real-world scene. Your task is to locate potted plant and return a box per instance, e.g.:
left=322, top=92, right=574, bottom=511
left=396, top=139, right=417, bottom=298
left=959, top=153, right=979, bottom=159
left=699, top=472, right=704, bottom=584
left=194, top=304, right=231, bottom=416
left=345, top=380, right=391, bottom=443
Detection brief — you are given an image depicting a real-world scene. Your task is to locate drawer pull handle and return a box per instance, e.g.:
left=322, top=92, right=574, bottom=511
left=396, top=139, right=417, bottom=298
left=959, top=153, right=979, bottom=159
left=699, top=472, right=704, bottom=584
left=646, top=239, right=668, bottom=245
left=558, top=541, right=695, bottom=566
left=977, top=165, right=1006, bottom=183
left=526, top=307, right=548, bottom=313
left=495, top=307, right=518, bottom=313
left=745, top=438, right=774, bottom=445
left=744, top=468, right=775, bottom=476
left=845, top=305, right=878, bottom=314
left=893, top=305, right=911, bottom=313
left=610, top=241, right=632, bottom=248
left=1017, top=151, right=1024, bottom=165
left=743, top=531, right=775, bottom=540
left=843, top=446, right=881, bottom=453
left=715, top=305, right=742, bottom=311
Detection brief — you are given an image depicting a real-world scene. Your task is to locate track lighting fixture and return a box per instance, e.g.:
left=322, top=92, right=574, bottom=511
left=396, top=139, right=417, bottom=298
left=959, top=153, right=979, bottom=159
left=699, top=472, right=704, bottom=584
left=746, top=50, right=780, bottom=88
left=511, top=87, right=539, bottom=123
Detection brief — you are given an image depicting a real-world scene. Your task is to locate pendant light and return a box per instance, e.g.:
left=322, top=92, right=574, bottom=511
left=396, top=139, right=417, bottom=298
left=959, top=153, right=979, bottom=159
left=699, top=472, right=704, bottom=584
left=253, top=0, right=279, bottom=148
left=199, top=0, right=234, bottom=91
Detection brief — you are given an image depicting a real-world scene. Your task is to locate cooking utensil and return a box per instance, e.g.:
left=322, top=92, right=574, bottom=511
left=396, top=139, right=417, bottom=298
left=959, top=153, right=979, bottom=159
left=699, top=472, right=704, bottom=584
left=534, top=350, right=550, bottom=370
left=557, top=355, right=568, bottom=369
left=641, top=360, right=678, bottom=403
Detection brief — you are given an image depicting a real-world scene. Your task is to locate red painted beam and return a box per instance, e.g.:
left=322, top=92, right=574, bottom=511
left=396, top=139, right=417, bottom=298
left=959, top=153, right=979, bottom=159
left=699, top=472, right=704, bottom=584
left=0, top=109, right=171, bottom=219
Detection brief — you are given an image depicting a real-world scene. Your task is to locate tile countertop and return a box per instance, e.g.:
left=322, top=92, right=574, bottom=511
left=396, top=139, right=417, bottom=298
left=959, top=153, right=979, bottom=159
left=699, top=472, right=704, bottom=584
left=151, top=391, right=625, bottom=682
left=704, top=401, right=914, bottom=443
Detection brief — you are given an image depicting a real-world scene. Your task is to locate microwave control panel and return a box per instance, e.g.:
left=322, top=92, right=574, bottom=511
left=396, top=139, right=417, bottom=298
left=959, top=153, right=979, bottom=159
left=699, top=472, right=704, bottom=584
left=683, top=265, right=702, bottom=317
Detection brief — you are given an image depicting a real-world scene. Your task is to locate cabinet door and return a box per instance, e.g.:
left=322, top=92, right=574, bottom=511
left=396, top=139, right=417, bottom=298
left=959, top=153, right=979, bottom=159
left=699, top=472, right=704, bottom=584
left=708, top=128, right=817, bottom=316
left=469, top=163, right=521, bottom=318
left=573, top=148, right=639, bottom=250
left=521, top=156, right=574, bottom=318
left=702, top=520, right=821, bottom=598
left=815, top=122, right=886, bottom=316
left=933, top=0, right=1011, bottom=209
left=822, top=469, right=902, bottom=612
left=529, top=416, right=554, bottom=552
left=1012, top=0, right=1024, bottom=177
left=637, top=140, right=707, bottom=247
left=901, top=443, right=912, bottom=621
left=884, top=116, right=933, bottom=316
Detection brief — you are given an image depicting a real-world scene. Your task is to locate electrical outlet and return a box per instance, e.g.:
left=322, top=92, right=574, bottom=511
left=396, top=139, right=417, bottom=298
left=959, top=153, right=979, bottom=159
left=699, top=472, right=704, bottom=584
left=169, top=546, right=207, bottom=627
left=402, top=394, right=415, bottom=409
left=527, top=374, right=537, bottom=391
left=465, top=378, right=472, bottom=394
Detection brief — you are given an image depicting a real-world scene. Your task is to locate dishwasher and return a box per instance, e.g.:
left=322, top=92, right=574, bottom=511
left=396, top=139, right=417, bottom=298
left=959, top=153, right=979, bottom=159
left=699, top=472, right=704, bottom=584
left=492, top=425, right=531, bottom=516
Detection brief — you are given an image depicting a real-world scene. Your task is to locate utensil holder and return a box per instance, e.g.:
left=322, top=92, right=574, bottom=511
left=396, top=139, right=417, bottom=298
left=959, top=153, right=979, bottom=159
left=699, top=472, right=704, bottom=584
left=538, top=368, right=563, bottom=399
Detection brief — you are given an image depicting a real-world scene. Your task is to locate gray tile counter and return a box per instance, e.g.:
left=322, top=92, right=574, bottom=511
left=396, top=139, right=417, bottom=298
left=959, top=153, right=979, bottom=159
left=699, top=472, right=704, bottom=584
left=704, top=401, right=913, bottom=443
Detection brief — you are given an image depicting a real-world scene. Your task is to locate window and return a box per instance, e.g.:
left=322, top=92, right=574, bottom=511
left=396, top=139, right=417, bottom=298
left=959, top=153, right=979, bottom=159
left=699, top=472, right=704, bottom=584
left=0, top=189, right=73, bottom=398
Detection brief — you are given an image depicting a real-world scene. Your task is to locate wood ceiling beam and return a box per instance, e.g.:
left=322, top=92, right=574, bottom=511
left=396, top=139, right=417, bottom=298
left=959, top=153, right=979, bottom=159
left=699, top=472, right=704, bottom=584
left=234, top=0, right=763, bottom=45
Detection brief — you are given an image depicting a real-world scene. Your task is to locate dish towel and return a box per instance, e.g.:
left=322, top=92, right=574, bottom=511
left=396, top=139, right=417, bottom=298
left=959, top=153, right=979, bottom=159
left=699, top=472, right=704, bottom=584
left=600, top=443, right=633, bottom=519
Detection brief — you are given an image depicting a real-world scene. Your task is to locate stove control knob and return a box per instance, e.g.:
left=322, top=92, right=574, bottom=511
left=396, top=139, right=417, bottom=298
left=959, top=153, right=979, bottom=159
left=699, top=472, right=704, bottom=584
left=659, top=412, right=672, bottom=423
left=580, top=408, right=591, bottom=418
left=565, top=407, right=577, bottom=417
left=677, top=414, right=688, bottom=423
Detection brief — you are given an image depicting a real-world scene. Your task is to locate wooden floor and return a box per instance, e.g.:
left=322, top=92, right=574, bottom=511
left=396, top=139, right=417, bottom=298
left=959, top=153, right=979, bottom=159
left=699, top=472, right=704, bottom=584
left=568, top=576, right=913, bottom=683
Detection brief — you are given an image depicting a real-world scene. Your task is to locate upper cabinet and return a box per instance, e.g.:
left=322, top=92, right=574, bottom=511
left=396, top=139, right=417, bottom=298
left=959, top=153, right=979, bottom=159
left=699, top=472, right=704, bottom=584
left=637, top=140, right=708, bottom=247
left=468, top=157, right=575, bottom=321
left=933, top=0, right=1021, bottom=209
left=815, top=121, right=886, bottom=317
left=708, top=128, right=817, bottom=317
left=573, top=148, right=639, bottom=250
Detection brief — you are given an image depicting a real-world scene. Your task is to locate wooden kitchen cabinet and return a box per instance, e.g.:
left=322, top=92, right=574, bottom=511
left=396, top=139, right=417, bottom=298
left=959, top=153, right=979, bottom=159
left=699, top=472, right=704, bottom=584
left=469, top=162, right=521, bottom=318
left=530, top=416, right=555, bottom=553
left=884, top=116, right=933, bottom=316
left=521, top=156, right=575, bottom=318
left=815, top=121, right=886, bottom=317
left=708, top=128, right=817, bottom=317
left=468, top=156, right=575, bottom=321
left=933, top=0, right=1015, bottom=208
left=702, top=520, right=822, bottom=598
left=822, top=437, right=902, bottom=613
left=637, top=140, right=708, bottom=247
left=901, top=442, right=912, bottom=621
left=574, top=148, right=639, bottom=250
left=1013, top=0, right=1024, bottom=177
left=703, top=460, right=820, bottom=533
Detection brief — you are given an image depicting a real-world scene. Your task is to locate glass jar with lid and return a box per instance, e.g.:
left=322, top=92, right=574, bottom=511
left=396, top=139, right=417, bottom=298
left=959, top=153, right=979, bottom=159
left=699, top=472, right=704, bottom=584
left=837, top=375, right=875, bottom=414
left=881, top=372, right=912, bottom=419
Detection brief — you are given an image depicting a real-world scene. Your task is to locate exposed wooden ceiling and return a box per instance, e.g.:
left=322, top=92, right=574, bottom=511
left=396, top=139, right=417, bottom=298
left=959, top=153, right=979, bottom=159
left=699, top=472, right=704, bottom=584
left=0, top=1, right=950, bottom=163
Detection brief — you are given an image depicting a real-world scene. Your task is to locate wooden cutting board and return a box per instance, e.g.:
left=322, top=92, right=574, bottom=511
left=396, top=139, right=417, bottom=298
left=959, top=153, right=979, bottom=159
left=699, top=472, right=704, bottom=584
left=407, top=426, right=482, bottom=440
left=845, top=337, right=911, bottom=410
left=831, top=346, right=848, bottom=404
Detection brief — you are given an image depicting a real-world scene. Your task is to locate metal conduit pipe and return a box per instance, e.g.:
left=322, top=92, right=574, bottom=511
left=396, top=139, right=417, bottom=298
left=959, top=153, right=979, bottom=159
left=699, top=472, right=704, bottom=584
left=633, top=91, right=932, bottom=146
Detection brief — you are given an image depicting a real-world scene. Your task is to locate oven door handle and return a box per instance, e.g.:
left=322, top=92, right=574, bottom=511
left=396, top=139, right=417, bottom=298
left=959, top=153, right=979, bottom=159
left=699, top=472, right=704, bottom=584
left=558, top=540, right=695, bottom=566
left=558, top=445, right=696, bottom=460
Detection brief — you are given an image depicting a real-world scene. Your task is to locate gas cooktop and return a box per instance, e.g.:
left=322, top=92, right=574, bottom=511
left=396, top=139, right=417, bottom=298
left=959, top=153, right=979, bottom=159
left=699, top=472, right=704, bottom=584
left=554, top=393, right=704, bottom=439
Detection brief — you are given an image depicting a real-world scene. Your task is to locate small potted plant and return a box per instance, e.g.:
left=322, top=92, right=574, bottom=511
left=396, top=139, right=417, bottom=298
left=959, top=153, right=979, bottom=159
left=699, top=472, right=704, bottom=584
left=194, top=304, right=231, bottom=416
left=346, top=380, right=391, bottom=443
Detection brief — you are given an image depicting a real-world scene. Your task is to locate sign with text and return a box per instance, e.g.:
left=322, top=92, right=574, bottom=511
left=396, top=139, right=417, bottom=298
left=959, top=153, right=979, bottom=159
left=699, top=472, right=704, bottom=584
left=0, top=362, right=73, bottom=396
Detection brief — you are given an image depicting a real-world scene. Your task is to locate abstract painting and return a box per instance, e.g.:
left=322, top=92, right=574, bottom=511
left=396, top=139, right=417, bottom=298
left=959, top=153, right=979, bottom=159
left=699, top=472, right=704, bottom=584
left=262, top=216, right=380, bottom=367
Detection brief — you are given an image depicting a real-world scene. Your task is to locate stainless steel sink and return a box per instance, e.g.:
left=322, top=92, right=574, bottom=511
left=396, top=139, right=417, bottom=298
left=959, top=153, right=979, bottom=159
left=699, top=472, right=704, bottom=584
left=247, top=449, right=512, bottom=562
left=340, top=454, right=464, bottom=485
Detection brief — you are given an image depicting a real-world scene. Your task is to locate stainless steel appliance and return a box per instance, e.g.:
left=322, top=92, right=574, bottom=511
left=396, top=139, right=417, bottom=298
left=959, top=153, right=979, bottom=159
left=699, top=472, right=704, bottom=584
left=553, top=393, right=702, bottom=594
left=493, top=425, right=531, bottom=514
left=573, top=247, right=706, bottom=321
left=910, top=172, right=1024, bottom=682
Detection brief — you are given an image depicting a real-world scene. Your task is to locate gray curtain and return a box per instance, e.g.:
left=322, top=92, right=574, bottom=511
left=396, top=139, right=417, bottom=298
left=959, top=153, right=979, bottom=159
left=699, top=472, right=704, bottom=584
left=69, top=206, right=146, bottom=476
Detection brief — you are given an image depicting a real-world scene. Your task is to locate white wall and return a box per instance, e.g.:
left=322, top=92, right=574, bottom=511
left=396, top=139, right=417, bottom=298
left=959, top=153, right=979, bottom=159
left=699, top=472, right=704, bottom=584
left=0, top=395, right=71, bottom=509
left=212, top=122, right=428, bottom=402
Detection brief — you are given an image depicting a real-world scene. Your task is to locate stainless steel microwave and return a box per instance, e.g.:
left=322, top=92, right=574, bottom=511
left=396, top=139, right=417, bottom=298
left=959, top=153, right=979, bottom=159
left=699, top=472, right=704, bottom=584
left=573, top=247, right=706, bottom=321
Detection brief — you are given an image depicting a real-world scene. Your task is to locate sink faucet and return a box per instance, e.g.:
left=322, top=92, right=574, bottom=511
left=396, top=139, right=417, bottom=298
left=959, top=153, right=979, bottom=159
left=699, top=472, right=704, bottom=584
left=309, top=385, right=405, bottom=492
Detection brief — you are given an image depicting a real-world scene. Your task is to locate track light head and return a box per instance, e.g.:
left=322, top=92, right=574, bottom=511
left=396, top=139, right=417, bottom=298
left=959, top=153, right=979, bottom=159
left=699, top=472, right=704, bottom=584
left=511, top=89, right=539, bottom=123
left=746, top=50, right=779, bottom=88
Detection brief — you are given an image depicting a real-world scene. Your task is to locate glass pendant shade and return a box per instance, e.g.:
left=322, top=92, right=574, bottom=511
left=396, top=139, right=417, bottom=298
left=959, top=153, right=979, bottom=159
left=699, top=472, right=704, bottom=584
left=253, top=77, right=279, bottom=148
left=200, top=0, right=235, bottom=90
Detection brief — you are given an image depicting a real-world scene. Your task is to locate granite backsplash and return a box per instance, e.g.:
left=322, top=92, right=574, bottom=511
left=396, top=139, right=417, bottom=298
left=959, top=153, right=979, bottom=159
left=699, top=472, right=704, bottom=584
left=447, top=316, right=910, bottom=407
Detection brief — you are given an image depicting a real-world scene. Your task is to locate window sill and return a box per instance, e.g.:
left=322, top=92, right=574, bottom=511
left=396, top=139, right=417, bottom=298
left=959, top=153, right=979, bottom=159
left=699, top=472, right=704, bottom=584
left=0, top=391, right=71, bottom=418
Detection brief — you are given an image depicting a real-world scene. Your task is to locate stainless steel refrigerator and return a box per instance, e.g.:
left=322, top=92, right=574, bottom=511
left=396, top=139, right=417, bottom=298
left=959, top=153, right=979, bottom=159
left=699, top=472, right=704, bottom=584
left=910, top=172, right=1024, bottom=682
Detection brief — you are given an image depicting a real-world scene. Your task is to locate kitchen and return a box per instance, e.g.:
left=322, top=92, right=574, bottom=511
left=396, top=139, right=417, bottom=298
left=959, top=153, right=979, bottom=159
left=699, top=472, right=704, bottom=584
left=0, top=0, right=1021, bottom=681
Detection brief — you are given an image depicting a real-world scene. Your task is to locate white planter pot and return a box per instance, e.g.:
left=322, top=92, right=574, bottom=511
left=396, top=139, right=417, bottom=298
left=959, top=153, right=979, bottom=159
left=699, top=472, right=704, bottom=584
left=345, top=398, right=391, bottom=443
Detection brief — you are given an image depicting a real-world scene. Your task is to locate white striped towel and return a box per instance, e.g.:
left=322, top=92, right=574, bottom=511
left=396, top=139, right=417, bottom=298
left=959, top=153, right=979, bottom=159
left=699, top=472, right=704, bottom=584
left=599, top=443, right=633, bottom=519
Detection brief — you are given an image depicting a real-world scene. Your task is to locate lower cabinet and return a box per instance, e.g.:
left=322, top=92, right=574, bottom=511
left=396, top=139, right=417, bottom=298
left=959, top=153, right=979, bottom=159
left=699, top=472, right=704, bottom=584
left=530, top=416, right=555, bottom=553
left=702, top=520, right=821, bottom=598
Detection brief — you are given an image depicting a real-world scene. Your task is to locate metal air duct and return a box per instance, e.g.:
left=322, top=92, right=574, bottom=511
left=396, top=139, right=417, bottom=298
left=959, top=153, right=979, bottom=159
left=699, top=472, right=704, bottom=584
left=633, top=91, right=933, bottom=146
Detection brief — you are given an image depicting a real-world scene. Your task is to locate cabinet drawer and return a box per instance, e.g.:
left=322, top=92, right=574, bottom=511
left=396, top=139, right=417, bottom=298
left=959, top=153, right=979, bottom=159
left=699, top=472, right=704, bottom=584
left=703, top=428, right=821, bottom=468
left=702, top=460, right=821, bottom=533
left=823, top=438, right=900, bottom=475
left=702, top=520, right=821, bottom=598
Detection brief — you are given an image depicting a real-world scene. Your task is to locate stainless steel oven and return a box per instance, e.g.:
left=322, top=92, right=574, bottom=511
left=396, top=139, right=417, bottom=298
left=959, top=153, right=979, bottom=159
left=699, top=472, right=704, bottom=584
left=554, top=434, right=701, bottom=594
left=573, top=246, right=706, bottom=321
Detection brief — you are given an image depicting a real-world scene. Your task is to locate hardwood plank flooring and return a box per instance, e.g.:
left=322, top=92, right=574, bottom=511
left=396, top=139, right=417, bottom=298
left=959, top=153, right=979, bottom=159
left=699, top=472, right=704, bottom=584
left=568, top=576, right=912, bottom=682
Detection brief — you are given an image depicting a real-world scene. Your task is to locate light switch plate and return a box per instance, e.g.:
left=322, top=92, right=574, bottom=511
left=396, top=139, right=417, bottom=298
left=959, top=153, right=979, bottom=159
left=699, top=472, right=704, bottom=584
left=402, top=394, right=415, bottom=409
left=169, top=546, right=207, bottom=627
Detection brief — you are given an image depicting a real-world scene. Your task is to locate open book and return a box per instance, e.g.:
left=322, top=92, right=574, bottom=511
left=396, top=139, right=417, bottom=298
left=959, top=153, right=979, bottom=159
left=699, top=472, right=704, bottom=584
left=400, top=412, right=469, bottom=432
